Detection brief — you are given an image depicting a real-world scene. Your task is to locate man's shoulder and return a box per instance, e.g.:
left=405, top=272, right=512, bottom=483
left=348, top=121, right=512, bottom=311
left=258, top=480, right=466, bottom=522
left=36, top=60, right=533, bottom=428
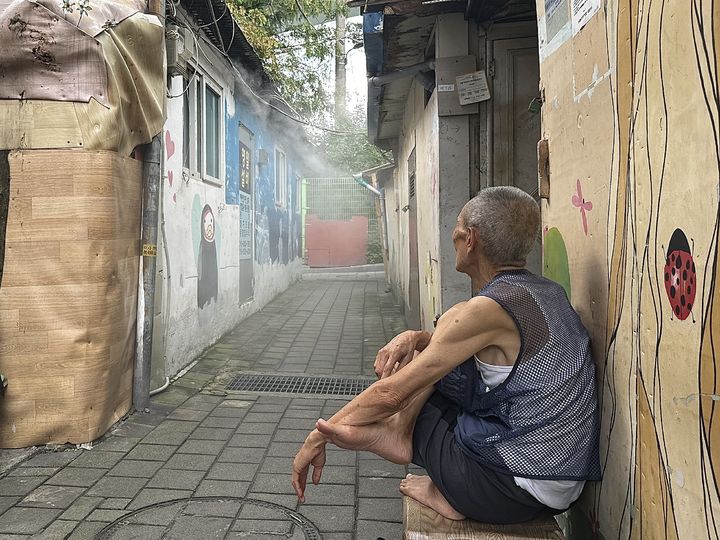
left=445, top=295, right=508, bottom=323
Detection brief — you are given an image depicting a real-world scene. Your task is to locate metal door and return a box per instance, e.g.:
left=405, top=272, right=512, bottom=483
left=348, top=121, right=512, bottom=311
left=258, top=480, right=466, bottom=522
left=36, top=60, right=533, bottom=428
left=238, top=124, right=254, bottom=304
left=492, top=37, right=542, bottom=274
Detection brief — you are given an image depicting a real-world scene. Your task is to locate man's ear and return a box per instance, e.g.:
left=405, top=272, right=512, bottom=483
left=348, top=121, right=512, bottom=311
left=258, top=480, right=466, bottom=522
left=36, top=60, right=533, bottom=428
left=467, top=227, right=479, bottom=251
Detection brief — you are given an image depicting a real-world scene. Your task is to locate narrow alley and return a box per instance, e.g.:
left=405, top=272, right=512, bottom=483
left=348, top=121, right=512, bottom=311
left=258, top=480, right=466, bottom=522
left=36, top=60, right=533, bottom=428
left=0, top=274, right=415, bottom=539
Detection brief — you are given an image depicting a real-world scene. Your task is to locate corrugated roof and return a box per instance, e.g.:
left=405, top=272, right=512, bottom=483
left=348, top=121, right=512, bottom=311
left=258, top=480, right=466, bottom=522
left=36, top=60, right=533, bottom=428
left=174, top=0, right=272, bottom=87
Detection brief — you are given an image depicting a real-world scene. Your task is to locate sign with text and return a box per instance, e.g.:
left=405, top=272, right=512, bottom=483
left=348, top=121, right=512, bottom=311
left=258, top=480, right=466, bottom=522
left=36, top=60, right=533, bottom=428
left=571, top=0, right=600, bottom=35
left=456, top=70, right=491, bottom=105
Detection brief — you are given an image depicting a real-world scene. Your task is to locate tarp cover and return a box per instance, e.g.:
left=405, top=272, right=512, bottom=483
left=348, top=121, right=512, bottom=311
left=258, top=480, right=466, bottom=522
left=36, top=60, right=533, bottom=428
left=0, top=1, right=166, bottom=155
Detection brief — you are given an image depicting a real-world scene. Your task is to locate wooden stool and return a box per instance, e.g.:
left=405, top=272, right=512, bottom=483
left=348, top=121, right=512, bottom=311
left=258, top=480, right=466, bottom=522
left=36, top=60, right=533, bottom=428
left=402, top=496, right=565, bottom=540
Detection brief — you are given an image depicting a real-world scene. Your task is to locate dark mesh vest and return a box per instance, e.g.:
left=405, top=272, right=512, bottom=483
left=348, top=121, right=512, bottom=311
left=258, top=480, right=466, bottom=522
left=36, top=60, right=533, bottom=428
left=435, top=270, right=602, bottom=481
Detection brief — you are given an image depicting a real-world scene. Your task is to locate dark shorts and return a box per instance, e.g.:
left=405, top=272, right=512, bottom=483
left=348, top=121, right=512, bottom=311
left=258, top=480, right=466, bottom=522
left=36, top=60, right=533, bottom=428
left=411, top=391, right=556, bottom=524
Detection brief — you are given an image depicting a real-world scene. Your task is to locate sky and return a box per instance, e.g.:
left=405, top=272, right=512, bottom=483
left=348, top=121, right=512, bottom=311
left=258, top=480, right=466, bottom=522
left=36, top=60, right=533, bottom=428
left=344, top=15, right=368, bottom=117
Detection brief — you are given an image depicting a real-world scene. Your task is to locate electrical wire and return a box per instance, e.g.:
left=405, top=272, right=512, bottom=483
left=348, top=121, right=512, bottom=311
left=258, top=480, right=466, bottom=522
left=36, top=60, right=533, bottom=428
left=197, top=2, right=227, bottom=28
left=205, top=0, right=225, bottom=52
left=169, top=16, right=361, bottom=135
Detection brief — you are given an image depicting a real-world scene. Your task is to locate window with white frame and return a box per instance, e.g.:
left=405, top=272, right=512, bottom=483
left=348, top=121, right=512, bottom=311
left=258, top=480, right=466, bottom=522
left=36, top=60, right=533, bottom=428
left=205, top=85, right=220, bottom=179
left=182, top=67, right=223, bottom=186
left=275, top=148, right=287, bottom=206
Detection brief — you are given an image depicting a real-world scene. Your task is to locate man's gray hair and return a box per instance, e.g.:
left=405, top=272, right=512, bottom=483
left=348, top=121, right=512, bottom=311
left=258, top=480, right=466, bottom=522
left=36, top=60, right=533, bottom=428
left=461, top=186, right=540, bottom=266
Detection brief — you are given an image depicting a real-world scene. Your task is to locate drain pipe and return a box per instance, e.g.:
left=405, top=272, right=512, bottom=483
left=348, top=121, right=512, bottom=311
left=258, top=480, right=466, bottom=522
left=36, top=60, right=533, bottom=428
left=369, top=60, right=435, bottom=87
left=353, top=173, right=389, bottom=259
left=135, top=133, right=162, bottom=412
left=134, top=0, right=166, bottom=412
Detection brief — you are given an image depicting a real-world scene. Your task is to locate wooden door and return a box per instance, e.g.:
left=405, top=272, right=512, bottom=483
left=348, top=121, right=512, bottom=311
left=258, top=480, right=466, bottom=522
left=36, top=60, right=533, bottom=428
left=406, top=149, right=421, bottom=330
left=492, top=37, right=542, bottom=274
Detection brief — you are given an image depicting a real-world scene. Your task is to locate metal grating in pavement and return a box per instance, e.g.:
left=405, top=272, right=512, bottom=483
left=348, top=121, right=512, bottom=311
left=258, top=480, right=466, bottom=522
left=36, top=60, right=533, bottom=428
left=225, top=374, right=374, bottom=396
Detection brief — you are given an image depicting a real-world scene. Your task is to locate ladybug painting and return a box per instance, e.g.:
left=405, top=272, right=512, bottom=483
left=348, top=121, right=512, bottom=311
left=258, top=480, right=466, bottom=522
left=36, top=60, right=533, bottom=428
left=663, top=228, right=696, bottom=321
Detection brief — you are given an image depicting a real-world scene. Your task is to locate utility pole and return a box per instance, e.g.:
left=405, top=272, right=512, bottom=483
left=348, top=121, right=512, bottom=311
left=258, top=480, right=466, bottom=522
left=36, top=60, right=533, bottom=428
left=334, top=11, right=346, bottom=127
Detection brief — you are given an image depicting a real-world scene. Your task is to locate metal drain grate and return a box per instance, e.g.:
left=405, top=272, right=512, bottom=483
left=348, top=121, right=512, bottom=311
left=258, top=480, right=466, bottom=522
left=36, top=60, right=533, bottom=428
left=225, top=374, right=374, bottom=396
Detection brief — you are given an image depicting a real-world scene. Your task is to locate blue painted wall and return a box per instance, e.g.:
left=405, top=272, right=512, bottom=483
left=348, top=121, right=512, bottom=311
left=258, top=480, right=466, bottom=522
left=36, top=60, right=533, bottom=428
left=224, top=92, right=303, bottom=265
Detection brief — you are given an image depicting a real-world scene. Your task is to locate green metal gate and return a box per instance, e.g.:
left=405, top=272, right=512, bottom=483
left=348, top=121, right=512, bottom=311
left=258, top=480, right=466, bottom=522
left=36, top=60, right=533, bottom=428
left=301, top=177, right=382, bottom=264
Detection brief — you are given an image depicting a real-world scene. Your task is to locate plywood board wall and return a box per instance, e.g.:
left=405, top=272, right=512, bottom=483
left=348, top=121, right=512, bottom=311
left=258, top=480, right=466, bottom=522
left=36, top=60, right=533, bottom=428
left=536, top=0, right=720, bottom=538
left=0, top=149, right=141, bottom=448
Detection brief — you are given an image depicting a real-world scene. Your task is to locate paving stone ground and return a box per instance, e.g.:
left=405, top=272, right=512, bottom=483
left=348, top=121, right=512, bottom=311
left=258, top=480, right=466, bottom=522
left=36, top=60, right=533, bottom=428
left=0, top=276, right=425, bottom=540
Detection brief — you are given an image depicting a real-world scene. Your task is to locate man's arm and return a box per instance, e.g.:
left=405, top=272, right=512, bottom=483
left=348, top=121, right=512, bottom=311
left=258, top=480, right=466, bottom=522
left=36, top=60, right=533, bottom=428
left=292, top=296, right=513, bottom=500
left=325, top=296, right=509, bottom=426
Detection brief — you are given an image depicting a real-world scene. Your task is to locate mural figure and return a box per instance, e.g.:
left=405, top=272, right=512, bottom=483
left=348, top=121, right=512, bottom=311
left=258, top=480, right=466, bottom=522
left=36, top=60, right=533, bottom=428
left=256, top=205, right=270, bottom=264
left=543, top=227, right=571, bottom=300
left=571, top=179, right=592, bottom=236
left=268, top=205, right=281, bottom=263
left=663, top=229, right=696, bottom=321
left=197, top=204, right=218, bottom=308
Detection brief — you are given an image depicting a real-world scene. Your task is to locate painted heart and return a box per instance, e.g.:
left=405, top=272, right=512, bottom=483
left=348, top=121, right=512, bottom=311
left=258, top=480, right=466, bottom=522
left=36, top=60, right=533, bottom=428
left=168, top=170, right=174, bottom=187
left=173, top=193, right=177, bottom=203
left=165, top=131, right=176, bottom=159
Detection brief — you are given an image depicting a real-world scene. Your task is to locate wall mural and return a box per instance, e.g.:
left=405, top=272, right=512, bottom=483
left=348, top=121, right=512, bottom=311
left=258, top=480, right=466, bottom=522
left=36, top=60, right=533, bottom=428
left=663, top=229, right=696, bottom=322
left=542, top=227, right=571, bottom=300
left=570, top=0, right=720, bottom=538
left=165, top=130, right=178, bottom=204
left=571, top=179, right=592, bottom=236
left=254, top=164, right=298, bottom=266
left=192, top=196, right=220, bottom=309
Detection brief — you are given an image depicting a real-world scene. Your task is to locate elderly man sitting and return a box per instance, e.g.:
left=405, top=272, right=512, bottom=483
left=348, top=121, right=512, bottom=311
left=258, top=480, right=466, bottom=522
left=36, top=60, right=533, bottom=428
left=291, top=186, right=601, bottom=523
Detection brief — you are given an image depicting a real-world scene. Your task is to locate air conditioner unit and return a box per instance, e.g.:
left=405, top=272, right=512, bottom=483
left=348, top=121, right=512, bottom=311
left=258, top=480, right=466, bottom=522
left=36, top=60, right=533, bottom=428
left=166, top=25, right=196, bottom=76
left=179, top=26, right=196, bottom=63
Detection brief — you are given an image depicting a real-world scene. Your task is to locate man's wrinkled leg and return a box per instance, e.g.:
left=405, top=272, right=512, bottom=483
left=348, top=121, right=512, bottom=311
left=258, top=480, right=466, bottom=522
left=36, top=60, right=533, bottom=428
left=400, top=474, right=466, bottom=520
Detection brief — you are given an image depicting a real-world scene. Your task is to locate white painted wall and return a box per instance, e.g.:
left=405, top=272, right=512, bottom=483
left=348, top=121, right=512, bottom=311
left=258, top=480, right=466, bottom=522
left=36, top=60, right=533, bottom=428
left=384, top=80, right=443, bottom=330
left=153, top=36, right=303, bottom=378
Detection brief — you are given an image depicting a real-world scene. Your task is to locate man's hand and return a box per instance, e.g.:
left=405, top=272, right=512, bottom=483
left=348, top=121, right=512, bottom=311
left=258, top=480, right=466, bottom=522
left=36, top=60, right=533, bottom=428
left=292, top=430, right=326, bottom=503
left=374, top=330, right=431, bottom=379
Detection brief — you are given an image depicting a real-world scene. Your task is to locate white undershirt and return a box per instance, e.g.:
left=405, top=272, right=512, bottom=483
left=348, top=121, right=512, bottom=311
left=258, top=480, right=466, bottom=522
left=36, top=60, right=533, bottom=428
left=473, top=356, right=585, bottom=510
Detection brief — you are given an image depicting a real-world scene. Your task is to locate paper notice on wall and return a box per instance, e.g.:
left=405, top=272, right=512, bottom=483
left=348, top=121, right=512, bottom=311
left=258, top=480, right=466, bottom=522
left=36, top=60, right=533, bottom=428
left=571, top=0, right=600, bottom=35
left=456, top=71, right=491, bottom=105
left=545, top=0, right=570, bottom=43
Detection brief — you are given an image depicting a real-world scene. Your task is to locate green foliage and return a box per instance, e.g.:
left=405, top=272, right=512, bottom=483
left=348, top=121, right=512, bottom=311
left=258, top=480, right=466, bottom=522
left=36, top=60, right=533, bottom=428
left=226, top=0, right=347, bottom=116
left=312, top=107, right=388, bottom=174
left=225, top=0, right=387, bottom=171
left=366, top=238, right=384, bottom=264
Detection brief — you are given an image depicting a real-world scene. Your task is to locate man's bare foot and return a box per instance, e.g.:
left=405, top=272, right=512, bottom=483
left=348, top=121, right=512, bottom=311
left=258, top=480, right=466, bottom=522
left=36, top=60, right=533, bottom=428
left=399, top=474, right=466, bottom=520
left=315, top=416, right=412, bottom=464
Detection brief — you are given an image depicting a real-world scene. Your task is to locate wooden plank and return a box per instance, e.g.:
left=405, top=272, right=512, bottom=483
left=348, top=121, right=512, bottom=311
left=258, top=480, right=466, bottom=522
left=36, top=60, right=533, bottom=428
left=1, top=349, right=112, bottom=375
left=0, top=309, right=19, bottom=330
left=31, top=196, right=119, bottom=220
left=0, top=283, right=110, bottom=308
left=0, top=332, right=48, bottom=355
left=403, top=497, right=564, bottom=540
left=4, top=218, right=89, bottom=242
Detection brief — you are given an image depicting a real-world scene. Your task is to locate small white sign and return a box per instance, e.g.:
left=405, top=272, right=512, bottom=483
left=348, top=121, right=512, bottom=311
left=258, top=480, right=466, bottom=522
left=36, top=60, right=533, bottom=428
left=438, top=84, right=455, bottom=92
left=456, top=71, right=491, bottom=105
left=571, top=0, right=600, bottom=35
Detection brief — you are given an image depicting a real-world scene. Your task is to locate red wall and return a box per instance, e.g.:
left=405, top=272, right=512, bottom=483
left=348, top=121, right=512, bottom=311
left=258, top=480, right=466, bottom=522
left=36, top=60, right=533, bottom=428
left=306, top=214, right=369, bottom=267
